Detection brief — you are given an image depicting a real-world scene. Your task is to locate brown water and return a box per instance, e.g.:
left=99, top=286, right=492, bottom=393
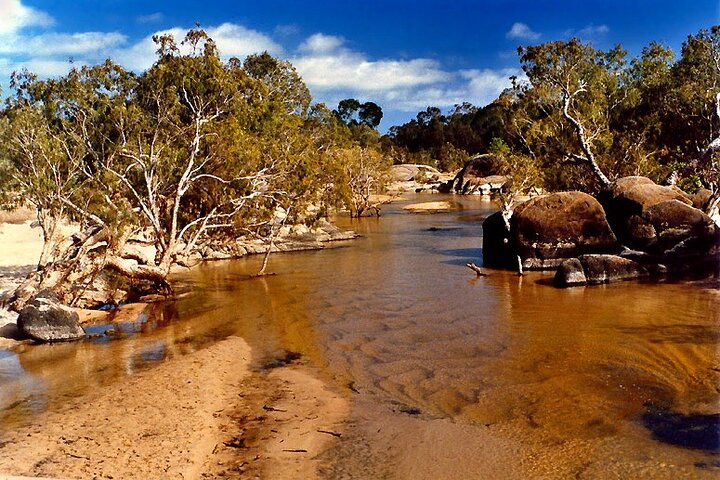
left=1, top=194, right=718, bottom=477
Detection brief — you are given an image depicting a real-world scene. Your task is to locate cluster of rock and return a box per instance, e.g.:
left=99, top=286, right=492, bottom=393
left=177, top=220, right=357, bottom=265
left=438, top=154, right=510, bottom=195
left=8, top=219, right=357, bottom=344
left=482, top=176, right=719, bottom=287
left=390, top=164, right=443, bottom=183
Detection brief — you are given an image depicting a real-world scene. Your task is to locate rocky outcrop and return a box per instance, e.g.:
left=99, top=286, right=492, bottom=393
left=391, top=164, right=441, bottom=183
left=691, top=188, right=713, bottom=211
left=602, top=176, right=718, bottom=256
left=511, top=192, right=618, bottom=270
left=439, top=154, right=509, bottom=194
left=17, top=290, right=85, bottom=342
left=554, top=254, right=648, bottom=287
left=479, top=176, right=718, bottom=284
left=191, top=220, right=358, bottom=264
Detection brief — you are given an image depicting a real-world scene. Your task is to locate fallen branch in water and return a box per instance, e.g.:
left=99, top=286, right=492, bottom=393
left=317, top=429, right=342, bottom=438
left=466, top=263, right=487, bottom=276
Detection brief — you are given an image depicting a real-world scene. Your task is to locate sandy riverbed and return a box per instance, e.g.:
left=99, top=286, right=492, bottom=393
left=0, top=218, right=351, bottom=479
left=0, top=201, right=533, bottom=480
left=0, top=336, right=349, bottom=479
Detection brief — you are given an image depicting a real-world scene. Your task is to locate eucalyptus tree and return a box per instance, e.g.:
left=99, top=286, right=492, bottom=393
left=243, top=51, right=312, bottom=116
left=518, top=39, right=631, bottom=190
left=4, top=29, right=317, bottom=306
left=334, top=99, right=384, bottom=129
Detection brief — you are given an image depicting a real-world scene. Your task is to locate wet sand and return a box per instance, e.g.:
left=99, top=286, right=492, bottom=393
left=0, top=336, right=349, bottom=479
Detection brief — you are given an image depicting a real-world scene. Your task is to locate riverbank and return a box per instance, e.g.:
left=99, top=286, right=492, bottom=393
left=0, top=215, right=351, bottom=479
left=0, top=335, right=349, bottom=479
left=0, top=213, right=358, bottom=348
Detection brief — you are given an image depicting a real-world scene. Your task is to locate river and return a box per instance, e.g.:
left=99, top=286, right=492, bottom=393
left=1, top=194, right=718, bottom=478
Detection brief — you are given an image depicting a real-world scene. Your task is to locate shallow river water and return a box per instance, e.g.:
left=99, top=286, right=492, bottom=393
left=1, top=194, right=719, bottom=478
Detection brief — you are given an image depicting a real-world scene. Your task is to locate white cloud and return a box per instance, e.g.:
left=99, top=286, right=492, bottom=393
left=0, top=31, right=127, bottom=56
left=0, top=0, right=54, bottom=35
left=506, top=22, right=540, bottom=40
left=565, top=24, right=610, bottom=38
left=208, top=23, right=282, bottom=57
left=113, top=23, right=283, bottom=72
left=18, top=58, right=76, bottom=77
left=298, top=33, right=345, bottom=54
left=291, top=32, right=520, bottom=113
left=274, top=24, right=300, bottom=37
left=462, top=68, right=524, bottom=105
left=578, top=24, right=609, bottom=36
left=293, top=35, right=450, bottom=93
left=137, top=12, right=164, bottom=24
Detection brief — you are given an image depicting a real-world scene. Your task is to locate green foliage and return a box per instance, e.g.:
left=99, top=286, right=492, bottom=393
left=436, top=143, right=469, bottom=172
left=386, top=26, right=720, bottom=197
left=243, top=51, right=312, bottom=116
left=334, top=99, right=384, bottom=129
left=1, top=27, right=393, bottom=276
left=488, top=137, right=511, bottom=156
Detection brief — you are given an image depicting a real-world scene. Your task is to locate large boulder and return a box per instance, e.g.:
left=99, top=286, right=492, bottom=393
left=553, top=258, right=587, bottom=287
left=602, top=176, right=718, bottom=255
left=391, top=164, right=441, bottom=183
left=554, top=254, right=648, bottom=287
left=442, top=154, right=509, bottom=195
left=17, top=290, right=85, bottom=343
left=511, top=192, right=618, bottom=270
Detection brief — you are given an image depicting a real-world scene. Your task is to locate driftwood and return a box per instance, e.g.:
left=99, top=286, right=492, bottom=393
left=466, top=263, right=487, bottom=276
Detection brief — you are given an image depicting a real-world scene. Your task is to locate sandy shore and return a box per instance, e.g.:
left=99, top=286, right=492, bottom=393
left=0, top=217, right=353, bottom=479
left=0, top=336, right=348, bottom=479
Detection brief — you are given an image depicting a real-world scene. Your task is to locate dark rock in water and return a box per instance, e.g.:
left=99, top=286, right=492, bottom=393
left=262, top=350, right=302, bottom=370
left=437, top=179, right=453, bottom=194
left=553, top=254, right=649, bottom=288
left=643, top=404, right=720, bottom=452
left=554, top=254, right=648, bottom=287
left=602, top=177, right=719, bottom=260
left=511, top=192, right=618, bottom=270
left=553, top=258, right=587, bottom=287
left=578, top=254, right=648, bottom=284
left=482, top=211, right=516, bottom=269
left=398, top=405, right=422, bottom=416
left=18, top=292, right=84, bottom=343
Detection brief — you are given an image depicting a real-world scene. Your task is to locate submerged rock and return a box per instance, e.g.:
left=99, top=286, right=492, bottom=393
left=17, top=290, right=85, bottom=342
left=553, top=258, right=587, bottom=287
left=643, top=404, right=720, bottom=452
left=554, top=254, right=648, bottom=287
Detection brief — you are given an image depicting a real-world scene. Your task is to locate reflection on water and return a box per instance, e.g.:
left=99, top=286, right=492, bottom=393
left=0, top=194, right=718, bottom=474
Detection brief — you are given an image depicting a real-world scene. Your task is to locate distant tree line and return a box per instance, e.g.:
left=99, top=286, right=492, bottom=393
left=386, top=25, right=720, bottom=196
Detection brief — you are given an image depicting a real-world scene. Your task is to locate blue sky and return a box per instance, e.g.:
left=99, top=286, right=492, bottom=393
left=1, top=0, right=718, bottom=130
